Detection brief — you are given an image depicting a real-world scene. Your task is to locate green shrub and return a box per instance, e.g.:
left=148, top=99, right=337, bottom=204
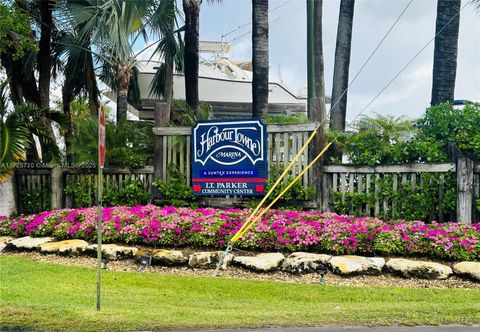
left=247, top=165, right=315, bottom=209
left=19, top=187, right=50, bottom=215
left=152, top=165, right=195, bottom=207
left=329, top=173, right=456, bottom=221
left=71, top=118, right=154, bottom=168
left=331, top=103, right=479, bottom=165
left=65, top=178, right=151, bottom=208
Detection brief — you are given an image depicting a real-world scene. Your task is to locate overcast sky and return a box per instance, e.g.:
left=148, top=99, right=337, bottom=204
left=199, top=0, right=480, bottom=121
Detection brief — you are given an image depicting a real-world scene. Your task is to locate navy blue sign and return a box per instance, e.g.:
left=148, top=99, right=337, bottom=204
left=192, top=119, right=267, bottom=196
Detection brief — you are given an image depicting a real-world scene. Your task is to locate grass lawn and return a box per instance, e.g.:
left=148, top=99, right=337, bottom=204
left=1, top=256, right=479, bottom=331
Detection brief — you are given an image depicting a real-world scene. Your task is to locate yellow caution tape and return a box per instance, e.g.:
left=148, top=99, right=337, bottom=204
left=232, top=129, right=318, bottom=238
left=231, top=142, right=333, bottom=243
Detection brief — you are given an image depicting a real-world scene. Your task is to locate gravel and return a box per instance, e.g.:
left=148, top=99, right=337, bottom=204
left=2, top=251, right=479, bottom=289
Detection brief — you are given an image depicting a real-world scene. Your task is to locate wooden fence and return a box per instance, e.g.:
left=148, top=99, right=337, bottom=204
left=322, top=159, right=479, bottom=222
left=15, top=166, right=154, bottom=212
left=12, top=123, right=480, bottom=223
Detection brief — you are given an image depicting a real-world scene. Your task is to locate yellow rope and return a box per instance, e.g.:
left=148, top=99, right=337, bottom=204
left=232, top=129, right=317, bottom=238
left=231, top=141, right=333, bottom=243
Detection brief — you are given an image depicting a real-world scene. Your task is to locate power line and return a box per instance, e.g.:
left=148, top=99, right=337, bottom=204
left=230, top=4, right=305, bottom=43
left=221, top=0, right=293, bottom=39
left=346, top=0, right=468, bottom=127
left=329, top=0, right=414, bottom=115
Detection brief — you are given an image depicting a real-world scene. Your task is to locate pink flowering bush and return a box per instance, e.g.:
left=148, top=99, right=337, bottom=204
left=1, top=206, right=479, bottom=261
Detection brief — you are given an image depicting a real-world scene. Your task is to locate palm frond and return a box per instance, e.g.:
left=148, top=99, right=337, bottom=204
left=149, top=63, right=166, bottom=98
left=0, top=111, right=29, bottom=183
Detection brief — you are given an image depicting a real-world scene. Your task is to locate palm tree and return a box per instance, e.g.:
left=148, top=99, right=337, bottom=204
left=0, top=0, right=59, bottom=161
left=0, top=82, right=65, bottom=183
left=0, top=81, right=28, bottom=183
left=69, top=0, right=151, bottom=123
left=148, top=0, right=182, bottom=114
left=431, top=0, right=461, bottom=106
left=69, top=0, right=181, bottom=123
left=182, top=0, right=220, bottom=112
left=252, top=0, right=269, bottom=119
left=330, top=0, right=355, bottom=133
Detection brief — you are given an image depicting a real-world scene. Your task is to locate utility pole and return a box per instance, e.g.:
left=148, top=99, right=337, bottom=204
left=307, top=0, right=326, bottom=209
left=307, top=0, right=316, bottom=112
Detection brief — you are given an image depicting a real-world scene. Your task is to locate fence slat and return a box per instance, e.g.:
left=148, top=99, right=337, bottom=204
left=383, top=175, right=388, bottom=220
left=348, top=173, right=354, bottom=213
left=332, top=173, right=338, bottom=192
left=357, top=174, right=363, bottom=215
left=392, top=174, right=398, bottom=218
left=267, top=133, right=273, bottom=179
left=274, top=133, right=280, bottom=169
left=186, top=137, right=191, bottom=186
left=374, top=174, right=380, bottom=216
left=162, top=136, right=167, bottom=181
left=290, top=133, right=298, bottom=178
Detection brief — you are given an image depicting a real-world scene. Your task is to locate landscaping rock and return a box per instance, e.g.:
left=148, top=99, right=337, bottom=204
left=329, top=255, right=385, bottom=275
left=87, top=244, right=138, bottom=260
left=282, top=252, right=332, bottom=274
left=39, top=240, right=89, bottom=255
left=233, top=253, right=285, bottom=272
left=453, top=262, right=480, bottom=281
left=153, top=249, right=187, bottom=266
left=188, top=251, right=233, bottom=269
left=386, top=258, right=452, bottom=280
left=8, top=236, right=54, bottom=250
left=0, top=236, right=13, bottom=252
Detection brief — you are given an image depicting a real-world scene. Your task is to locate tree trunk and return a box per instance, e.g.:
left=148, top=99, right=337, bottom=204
left=0, top=52, right=41, bottom=106
left=164, top=63, right=174, bottom=122
left=183, top=0, right=200, bottom=112
left=62, top=60, right=75, bottom=163
left=117, top=91, right=128, bottom=123
left=252, top=0, right=269, bottom=119
left=0, top=53, right=24, bottom=106
left=38, top=0, right=54, bottom=109
left=431, top=0, right=460, bottom=106
left=330, top=0, right=354, bottom=133
left=116, top=61, right=132, bottom=123
left=0, top=175, right=17, bottom=216
left=86, top=47, right=100, bottom=117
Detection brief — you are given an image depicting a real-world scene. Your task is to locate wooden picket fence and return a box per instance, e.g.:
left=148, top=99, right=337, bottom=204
left=12, top=124, right=480, bottom=222
left=15, top=166, right=154, bottom=211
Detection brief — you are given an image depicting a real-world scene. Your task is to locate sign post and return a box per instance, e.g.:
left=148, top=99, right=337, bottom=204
left=96, top=105, right=105, bottom=311
left=192, top=120, right=267, bottom=196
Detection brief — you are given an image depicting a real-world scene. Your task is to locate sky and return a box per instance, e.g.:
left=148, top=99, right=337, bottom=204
left=198, top=0, right=480, bottom=121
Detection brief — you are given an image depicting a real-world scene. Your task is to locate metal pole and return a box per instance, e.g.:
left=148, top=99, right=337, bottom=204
left=96, top=122, right=103, bottom=312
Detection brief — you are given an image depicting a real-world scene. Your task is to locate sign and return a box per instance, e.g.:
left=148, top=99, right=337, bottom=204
left=192, top=119, right=267, bottom=196
left=98, top=105, right=106, bottom=168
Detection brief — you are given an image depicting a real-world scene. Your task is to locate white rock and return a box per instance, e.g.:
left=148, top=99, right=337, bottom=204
left=453, top=262, right=480, bottom=281
left=188, top=251, right=233, bottom=269
left=329, top=255, right=385, bottom=275
left=39, top=240, right=89, bottom=255
left=87, top=244, right=138, bottom=260
left=282, top=252, right=332, bottom=274
left=386, top=258, right=452, bottom=280
left=8, top=236, right=54, bottom=250
left=233, top=253, right=285, bottom=272
left=153, top=249, right=187, bottom=265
